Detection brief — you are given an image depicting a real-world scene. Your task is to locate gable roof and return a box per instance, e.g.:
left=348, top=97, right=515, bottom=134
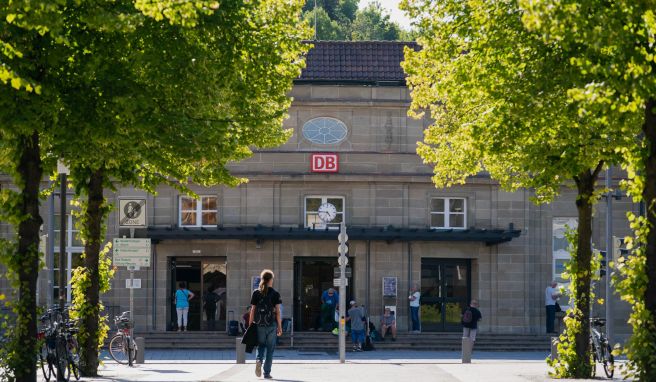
left=297, top=41, right=418, bottom=85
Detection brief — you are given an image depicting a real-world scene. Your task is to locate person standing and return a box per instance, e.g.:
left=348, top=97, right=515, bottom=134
left=346, top=301, right=365, bottom=351
left=545, top=280, right=562, bottom=334
left=203, top=286, right=219, bottom=330
left=321, top=288, right=339, bottom=331
left=408, top=284, right=421, bottom=333
left=249, top=269, right=282, bottom=380
left=175, top=282, right=195, bottom=332
left=461, top=300, right=482, bottom=344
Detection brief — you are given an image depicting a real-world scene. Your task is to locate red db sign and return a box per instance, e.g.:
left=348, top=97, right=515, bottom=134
left=311, top=153, right=339, bottom=173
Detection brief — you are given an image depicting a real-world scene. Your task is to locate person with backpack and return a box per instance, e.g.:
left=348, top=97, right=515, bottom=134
left=461, top=299, right=482, bottom=344
left=175, top=281, right=195, bottom=332
left=249, top=269, right=282, bottom=380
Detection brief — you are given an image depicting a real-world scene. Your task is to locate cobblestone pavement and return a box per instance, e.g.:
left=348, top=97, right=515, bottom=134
left=35, top=350, right=630, bottom=382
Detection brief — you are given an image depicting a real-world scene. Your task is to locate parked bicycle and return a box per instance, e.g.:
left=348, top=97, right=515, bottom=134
left=109, top=311, right=137, bottom=366
left=37, top=305, right=81, bottom=382
left=590, top=317, right=614, bottom=378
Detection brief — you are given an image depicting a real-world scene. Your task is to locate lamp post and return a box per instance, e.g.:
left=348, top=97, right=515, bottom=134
left=57, top=161, right=69, bottom=311
left=604, top=166, right=622, bottom=345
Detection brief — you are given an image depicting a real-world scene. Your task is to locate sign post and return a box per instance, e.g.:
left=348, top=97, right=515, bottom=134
left=114, top=237, right=151, bottom=338
left=337, top=222, right=348, bottom=364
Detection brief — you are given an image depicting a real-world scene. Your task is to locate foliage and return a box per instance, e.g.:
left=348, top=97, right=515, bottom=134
left=547, top=228, right=600, bottom=378
left=400, top=0, right=634, bottom=377
left=351, top=2, right=400, bottom=41
left=519, top=1, right=656, bottom=379
left=303, top=6, right=349, bottom=41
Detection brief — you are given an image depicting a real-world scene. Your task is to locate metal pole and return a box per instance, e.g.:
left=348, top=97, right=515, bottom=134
left=605, top=167, right=613, bottom=344
left=58, top=173, right=67, bottom=311
left=338, top=222, right=346, bottom=364
left=130, top=268, right=135, bottom=339
left=47, top=191, right=55, bottom=308
left=314, top=0, right=317, bottom=40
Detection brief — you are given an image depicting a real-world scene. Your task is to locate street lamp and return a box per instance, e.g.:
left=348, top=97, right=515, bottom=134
left=57, top=160, right=69, bottom=311
left=604, top=166, right=622, bottom=346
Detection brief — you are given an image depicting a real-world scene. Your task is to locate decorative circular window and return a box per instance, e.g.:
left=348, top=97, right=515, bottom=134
left=302, top=117, right=348, bottom=145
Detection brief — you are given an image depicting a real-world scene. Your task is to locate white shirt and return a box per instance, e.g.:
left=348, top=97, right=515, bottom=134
left=545, top=286, right=559, bottom=305
left=409, top=291, right=420, bottom=307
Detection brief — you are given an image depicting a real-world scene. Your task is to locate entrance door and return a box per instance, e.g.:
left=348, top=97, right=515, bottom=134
left=294, top=257, right=354, bottom=331
left=420, top=259, right=471, bottom=332
left=169, top=257, right=227, bottom=331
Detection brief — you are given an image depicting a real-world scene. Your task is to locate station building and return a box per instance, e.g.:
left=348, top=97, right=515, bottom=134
left=0, top=41, right=637, bottom=341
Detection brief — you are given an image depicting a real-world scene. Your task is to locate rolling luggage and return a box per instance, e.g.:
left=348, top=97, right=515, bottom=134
left=228, top=311, right=239, bottom=336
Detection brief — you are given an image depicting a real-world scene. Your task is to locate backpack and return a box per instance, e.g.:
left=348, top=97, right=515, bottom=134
left=253, top=291, right=275, bottom=326
left=462, top=308, right=473, bottom=325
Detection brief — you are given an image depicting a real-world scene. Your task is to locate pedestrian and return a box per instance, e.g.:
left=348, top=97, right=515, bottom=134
left=380, top=307, right=397, bottom=341
left=408, top=284, right=421, bottom=333
left=249, top=269, right=282, bottom=380
left=175, top=281, right=194, bottom=332
left=203, top=286, right=219, bottom=330
left=462, top=300, right=482, bottom=344
left=321, top=287, right=339, bottom=331
left=545, top=280, right=562, bottom=334
left=346, top=301, right=365, bottom=351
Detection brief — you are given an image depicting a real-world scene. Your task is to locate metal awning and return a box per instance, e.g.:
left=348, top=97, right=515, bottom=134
left=144, top=225, right=521, bottom=246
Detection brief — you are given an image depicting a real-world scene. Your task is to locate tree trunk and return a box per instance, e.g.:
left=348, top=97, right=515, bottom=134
left=79, top=169, right=105, bottom=377
left=572, top=168, right=600, bottom=378
left=15, top=130, right=43, bottom=382
left=641, top=97, right=656, bottom=378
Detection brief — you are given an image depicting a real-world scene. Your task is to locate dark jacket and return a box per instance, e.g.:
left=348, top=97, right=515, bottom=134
left=241, top=323, right=258, bottom=353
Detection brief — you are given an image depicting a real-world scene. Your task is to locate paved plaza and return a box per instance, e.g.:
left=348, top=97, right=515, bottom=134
left=37, top=350, right=631, bottom=382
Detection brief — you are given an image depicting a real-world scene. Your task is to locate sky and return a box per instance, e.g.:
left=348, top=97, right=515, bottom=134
left=359, top=0, right=412, bottom=29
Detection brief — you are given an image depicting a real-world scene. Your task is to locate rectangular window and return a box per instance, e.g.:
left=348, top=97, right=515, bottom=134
left=552, top=217, right=577, bottom=308
left=430, top=197, right=466, bottom=229
left=179, top=196, right=218, bottom=227
left=305, top=196, right=344, bottom=230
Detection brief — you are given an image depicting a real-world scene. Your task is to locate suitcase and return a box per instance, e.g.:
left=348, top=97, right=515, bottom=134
left=228, top=311, right=239, bottom=336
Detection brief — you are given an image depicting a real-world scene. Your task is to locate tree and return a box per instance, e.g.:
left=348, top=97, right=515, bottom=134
left=519, top=1, right=656, bottom=379
left=400, top=0, right=636, bottom=377
left=303, top=6, right=349, bottom=40
left=351, top=2, right=400, bottom=41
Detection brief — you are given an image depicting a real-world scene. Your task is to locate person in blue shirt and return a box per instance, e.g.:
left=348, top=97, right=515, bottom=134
left=175, top=282, right=195, bottom=332
left=321, top=288, right=339, bottom=331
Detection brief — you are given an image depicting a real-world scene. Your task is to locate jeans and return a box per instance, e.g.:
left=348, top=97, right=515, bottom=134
left=176, top=307, right=189, bottom=328
left=351, top=329, right=365, bottom=345
left=410, top=306, right=420, bottom=331
left=546, top=305, right=556, bottom=333
left=256, top=325, right=277, bottom=376
left=463, top=327, right=478, bottom=342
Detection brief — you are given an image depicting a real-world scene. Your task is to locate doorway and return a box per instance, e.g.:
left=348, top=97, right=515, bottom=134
left=294, top=257, right=354, bottom=331
left=420, top=259, right=471, bottom=332
left=168, top=257, right=227, bottom=331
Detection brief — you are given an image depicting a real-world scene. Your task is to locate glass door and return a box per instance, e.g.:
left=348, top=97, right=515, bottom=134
left=202, top=260, right=227, bottom=331
left=420, top=259, right=471, bottom=331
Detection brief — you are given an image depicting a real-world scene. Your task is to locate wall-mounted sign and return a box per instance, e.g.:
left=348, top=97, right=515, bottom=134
left=252, top=276, right=261, bottom=292
left=311, top=153, right=339, bottom=173
left=383, top=277, right=398, bottom=297
left=118, top=198, right=147, bottom=227
left=113, top=238, right=151, bottom=267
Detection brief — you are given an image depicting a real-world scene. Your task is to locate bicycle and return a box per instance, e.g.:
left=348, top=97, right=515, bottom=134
left=590, top=317, right=614, bottom=378
left=38, top=305, right=79, bottom=382
left=108, top=311, right=137, bottom=366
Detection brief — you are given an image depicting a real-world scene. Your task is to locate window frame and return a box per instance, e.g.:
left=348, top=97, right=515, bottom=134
left=304, top=195, right=345, bottom=230
left=178, top=195, right=218, bottom=228
left=429, top=197, right=467, bottom=229
left=552, top=217, right=578, bottom=309
left=302, top=117, right=349, bottom=145
left=53, top=213, right=84, bottom=303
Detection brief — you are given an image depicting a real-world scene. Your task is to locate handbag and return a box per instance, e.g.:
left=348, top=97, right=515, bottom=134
left=555, top=302, right=562, bottom=312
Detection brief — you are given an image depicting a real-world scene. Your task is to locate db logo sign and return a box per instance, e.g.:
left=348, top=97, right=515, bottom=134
left=311, top=153, right=339, bottom=173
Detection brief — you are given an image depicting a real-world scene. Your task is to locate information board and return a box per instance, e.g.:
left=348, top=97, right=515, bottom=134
left=113, top=238, right=151, bottom=267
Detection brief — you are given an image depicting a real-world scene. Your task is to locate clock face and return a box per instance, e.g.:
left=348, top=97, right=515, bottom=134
left=318, top=203, right=338, bottom=223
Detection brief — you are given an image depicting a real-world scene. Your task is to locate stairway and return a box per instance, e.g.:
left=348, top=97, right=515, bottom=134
left=132, top=331, right=551, bottom=352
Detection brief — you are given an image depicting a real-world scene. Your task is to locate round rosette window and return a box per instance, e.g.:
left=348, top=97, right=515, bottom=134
left=302, top=117, right=348, bottom=145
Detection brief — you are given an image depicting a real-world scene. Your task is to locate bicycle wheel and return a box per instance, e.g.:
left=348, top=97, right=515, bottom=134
left=55, top=336, right=70, bottom=382
left=38, top=342, right=51, bottom=382
left=109, top=334, right=129, bottom=364
left=67, top=336, right=81, bottom=380
left=603, top=343, right=615, bottom=378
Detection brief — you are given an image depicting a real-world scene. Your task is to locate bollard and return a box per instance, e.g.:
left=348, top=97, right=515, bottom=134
left=236, top=337, right=246, bottom=364
left=135, top=337, right=145, bottom=364
left=461, top=337, right=473, bottom=364
left=550, top=336, right=559, bottom=361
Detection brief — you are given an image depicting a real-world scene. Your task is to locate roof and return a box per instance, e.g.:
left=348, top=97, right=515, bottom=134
left=144, top=225, right=521, bottom=246
left=297, top=41, right=419, bottom=85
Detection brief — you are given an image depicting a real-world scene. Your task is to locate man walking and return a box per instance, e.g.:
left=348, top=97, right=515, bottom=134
left=346, top=301, right=365, bottom=351
left=462, top=300, right=482, bottom=344
left=408, top=284, right=421, bottom=333
left=545, top=280, right=561, bottom=334
left=321, top=288, right=339, bottom=331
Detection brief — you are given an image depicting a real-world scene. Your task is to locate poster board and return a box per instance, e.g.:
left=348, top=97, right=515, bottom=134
left=251, top=276, right=261, bottom=292
left=382, top=277, right=397, bottom=297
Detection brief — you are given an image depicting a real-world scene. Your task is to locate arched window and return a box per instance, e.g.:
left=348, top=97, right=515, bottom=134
left=302, top=117, right=348, bottom=145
